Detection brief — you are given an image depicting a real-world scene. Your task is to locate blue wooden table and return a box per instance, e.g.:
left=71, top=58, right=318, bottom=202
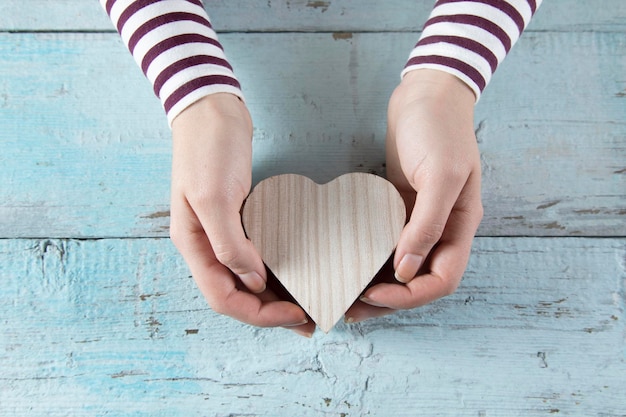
left=1, top=1, right=625, bottom=416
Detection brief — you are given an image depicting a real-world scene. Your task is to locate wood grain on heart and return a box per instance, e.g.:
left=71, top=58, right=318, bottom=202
left=242, top=173, right=406, bottom=333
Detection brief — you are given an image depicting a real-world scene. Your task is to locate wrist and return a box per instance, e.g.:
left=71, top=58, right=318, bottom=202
left=172, top=93, right=252, bottom=135
left=398, top=69, right=475, bottom=107
left=389, top=69, right=475, bottom=127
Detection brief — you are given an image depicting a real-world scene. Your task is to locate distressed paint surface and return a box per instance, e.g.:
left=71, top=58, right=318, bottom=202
left=0, top=238, right=625, bottom=416
left=1, top=30, right=624, bottom=237
left=1, top=1, right=625, bottom=416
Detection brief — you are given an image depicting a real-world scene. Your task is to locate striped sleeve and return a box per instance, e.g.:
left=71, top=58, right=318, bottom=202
left=402, top=0, right=543, bottom=101
left=100, top=0, right=243, bottom=127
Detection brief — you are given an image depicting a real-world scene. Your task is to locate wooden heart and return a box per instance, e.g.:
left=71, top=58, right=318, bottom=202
left=242, top=173, right=406, bottom=333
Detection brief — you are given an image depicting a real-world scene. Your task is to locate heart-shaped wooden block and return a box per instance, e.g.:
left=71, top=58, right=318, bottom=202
left=242, top=173, right=406, bottom=332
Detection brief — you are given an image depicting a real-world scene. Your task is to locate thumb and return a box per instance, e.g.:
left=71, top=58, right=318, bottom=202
left=393, top=182, right=462, bottom=283
left=199, top=202, right=267, bottom=293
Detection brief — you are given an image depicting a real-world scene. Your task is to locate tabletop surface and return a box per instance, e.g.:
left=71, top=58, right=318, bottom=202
left=1, top=1, right=625, bottom=416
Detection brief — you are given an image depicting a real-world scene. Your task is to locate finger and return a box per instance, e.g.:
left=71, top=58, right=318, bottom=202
left=362, top=248, right=464, bottom=310
left=261, top=272, right=316, bottom=337
left=194, top=194, right=267, bottom=294
left=186, top=236, right=308, bottom=327
left=393, top=174, right=466, bottom=283
left=171, top=199, right=308, bottom=327
left=344, top=257, right=396, bottom=324
left=344, top=300, right=396, bottom=324
left=363, top=195, right=482, bottom=309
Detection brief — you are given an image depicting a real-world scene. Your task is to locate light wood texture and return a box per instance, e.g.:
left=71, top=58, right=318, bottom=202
left=242, top=173, right=406, bottom=332
left=0, top=238, right=624, bottom=416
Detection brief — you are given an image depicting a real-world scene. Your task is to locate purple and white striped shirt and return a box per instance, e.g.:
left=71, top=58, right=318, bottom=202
left=101, top=0, right=243, bottom=126
left=101, top=0, right=542, bottom=125
left=404, top=0, right=542, bottom=100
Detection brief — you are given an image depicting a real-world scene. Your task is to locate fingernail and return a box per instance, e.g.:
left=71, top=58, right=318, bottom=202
left=344, top=316, right=357, bottom=324
left=290, top=328, right=313, bottom=338
left=238, top=271, right=266, bottom=293
left=395, top=254, right=423, bottom=283
left=359, top=296, right=388, bottom=308
left=283, top=318, right=309, bottom=327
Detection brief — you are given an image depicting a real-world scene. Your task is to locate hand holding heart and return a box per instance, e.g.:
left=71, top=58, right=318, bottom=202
left=169, top=70, right=483, bottom=336
left=345, top=70, right=483, bottom=324
left=171, top=94, right=313, bottom=338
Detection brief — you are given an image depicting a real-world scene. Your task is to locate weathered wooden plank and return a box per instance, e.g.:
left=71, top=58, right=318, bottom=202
left=0, top=237, right=624, bottom=416
left=1, top=31, right=624, bottom=238
left=2, top=0, right=625, bottom=33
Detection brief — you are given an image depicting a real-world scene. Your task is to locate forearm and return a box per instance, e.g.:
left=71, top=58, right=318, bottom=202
left=403, top=0, right=543, bottom=101
left=100, top=0, right=243, bottom=126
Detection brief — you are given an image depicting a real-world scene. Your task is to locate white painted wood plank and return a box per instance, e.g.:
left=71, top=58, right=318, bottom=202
left=2, top=0, right=625, bottom=32
left=1, top=237, right=624, bottom=415
left=1, top=31, right=623, bottom=238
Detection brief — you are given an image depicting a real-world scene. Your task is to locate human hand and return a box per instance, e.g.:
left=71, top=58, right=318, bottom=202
left=345, top=70, right=483, bottom=323
left=170, top=94, right=315, bottom=336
